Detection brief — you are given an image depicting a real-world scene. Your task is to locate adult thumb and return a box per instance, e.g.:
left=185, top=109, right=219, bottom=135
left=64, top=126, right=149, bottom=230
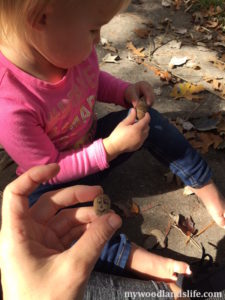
left=68, top=213, right=122, bottom=274
left=122, top=108, right=137, bottom=126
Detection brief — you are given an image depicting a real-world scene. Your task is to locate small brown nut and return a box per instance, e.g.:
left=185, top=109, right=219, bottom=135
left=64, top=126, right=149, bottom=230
left=136, top=98, right=148, bottom=120
left=93, top=194, right=111, bottom=216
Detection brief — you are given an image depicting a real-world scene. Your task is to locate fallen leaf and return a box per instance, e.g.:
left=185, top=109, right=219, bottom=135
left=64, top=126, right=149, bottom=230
left=169, top=56, right=188, bottom=68
left=133, top=28, right=150, bottom=39
left=209, top=59, right=225, bottom=71
left=221, top=54, right=225, bottom=63
left=184, top=131, right=197, bottom=140
left=143, top=62, right=172, bottom=82
left=170, top=83, right=205, bottom=100
left=217, top=119, right=225, bottom=135
left=130, top=202, right=140, bottom=214
left=103, top=45, right=118, bottom=53
left=126, top=41, right=146, bottom=57
left=193, top=12, right=204, bottom=24
left=192, top=116, right=219, bottom=131
left=102, top=53, right=120, bottom=63
left=162, top=0, right=172, bottom=7
left=217, top=141, right=225, bottom=149
left=171, top=213, right=197, bottom=236
left=100, top=37, right=108, bottom=46
left=153, top=87, right=163, bottom=96
left=206, top=20, right=219, bottom=29
left=174, top=0, right=182, bottom=10
left=174, top=28, right=188, bottom=35
left=183, top=186, right=194, bottom=196
left=190, top=132, right=223, bottom=153
left=214, top=42, right=225, bottom=49
left=180, top=216, right=196, bottom=236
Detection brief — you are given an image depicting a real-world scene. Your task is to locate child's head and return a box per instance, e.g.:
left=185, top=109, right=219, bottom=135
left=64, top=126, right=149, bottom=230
left=0, top=0, right=130, bottom=68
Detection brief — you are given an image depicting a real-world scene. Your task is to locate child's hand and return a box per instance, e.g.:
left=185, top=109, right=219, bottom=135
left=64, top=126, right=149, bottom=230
left=103, top=108, right=150, bottom=161
left=124, top=81, right=155, bottom=108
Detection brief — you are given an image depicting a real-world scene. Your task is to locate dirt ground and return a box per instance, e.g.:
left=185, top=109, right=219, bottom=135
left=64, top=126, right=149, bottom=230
left=0, top=0, right=225, bottom=266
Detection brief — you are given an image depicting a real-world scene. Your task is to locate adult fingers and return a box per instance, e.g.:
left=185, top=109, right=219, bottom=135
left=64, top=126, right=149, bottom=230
left=60, top=224, right=88, bottom=249
left=121, top=108, right=136, bottom=126
left=2, top=164, right=59, bottom=227
left=66, top=213, right=122, bottom=276
left=134, top=112, right=151, bottom=130
left=31, top=185, right=103, bottom=224
left=48, top=207, right=97, bottom=238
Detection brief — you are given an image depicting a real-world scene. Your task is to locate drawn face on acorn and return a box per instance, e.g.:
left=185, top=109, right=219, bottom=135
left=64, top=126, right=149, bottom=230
left=94, top=194, right=111, bottom=216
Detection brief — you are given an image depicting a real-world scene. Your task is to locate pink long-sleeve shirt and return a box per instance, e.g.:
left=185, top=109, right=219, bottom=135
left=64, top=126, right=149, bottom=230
left=0, top=48, right=130, bottom=184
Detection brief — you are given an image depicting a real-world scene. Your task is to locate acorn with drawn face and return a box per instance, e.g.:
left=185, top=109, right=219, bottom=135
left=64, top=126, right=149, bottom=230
left=93, top=194, right=111, bottom=216
left=136, top=97, right=148, bottom=120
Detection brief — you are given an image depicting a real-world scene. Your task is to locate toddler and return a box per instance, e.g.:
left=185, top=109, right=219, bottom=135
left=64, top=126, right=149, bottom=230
left=0, top=0, right=224, bottom=281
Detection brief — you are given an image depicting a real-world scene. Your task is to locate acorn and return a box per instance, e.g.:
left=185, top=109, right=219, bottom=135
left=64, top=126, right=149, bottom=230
left=93, top=194, right=111, bottom=216
left=136, top=98, right=148, bottom=120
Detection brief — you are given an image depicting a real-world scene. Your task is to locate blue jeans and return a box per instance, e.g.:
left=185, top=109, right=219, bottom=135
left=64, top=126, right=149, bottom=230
left=29, top=108, right=212, bottom=276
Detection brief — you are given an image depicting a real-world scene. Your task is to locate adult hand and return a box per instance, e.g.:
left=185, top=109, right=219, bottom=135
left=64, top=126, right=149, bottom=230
left=0, top=164, right=122, bottom=300
left=124, top=81, right=155, bottom=108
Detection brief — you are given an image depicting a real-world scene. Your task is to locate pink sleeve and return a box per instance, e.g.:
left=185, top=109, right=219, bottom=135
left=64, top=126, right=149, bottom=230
left=97, top=71, right=131, bottom=108
left=0, top=105, right=109, bottom=184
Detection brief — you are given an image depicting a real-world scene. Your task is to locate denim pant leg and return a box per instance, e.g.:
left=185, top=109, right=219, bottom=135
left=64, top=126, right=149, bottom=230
left=95, top=108, right=211, bottom=187
left=143, top=108, right=212, bottom=188
left=84, top=271, right=173, bottom=300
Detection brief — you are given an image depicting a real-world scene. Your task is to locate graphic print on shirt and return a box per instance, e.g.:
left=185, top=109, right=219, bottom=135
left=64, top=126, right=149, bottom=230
left=45, top=62, right=98, bottom=151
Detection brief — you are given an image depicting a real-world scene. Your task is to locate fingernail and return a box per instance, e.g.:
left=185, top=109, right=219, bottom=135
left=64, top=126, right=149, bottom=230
left=186, top=266, right=192, bottom=275
left=127, top=108, right=132, bottom=116
left=108, top=214, right=121, bottom=229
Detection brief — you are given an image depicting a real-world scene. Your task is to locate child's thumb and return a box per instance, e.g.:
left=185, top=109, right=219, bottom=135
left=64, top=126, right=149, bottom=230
left=67, top=213, right=122, bottom=275
left=122, top=108, right=136, bottom=125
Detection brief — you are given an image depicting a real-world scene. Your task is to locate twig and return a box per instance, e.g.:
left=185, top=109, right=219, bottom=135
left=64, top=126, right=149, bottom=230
left=172, top=224, right=202, bottom=251
left=184, top=102, right=204, bottom=121
left=185, top=3, right=193, bottom=12
left=194, top=220, right=215, bottom=237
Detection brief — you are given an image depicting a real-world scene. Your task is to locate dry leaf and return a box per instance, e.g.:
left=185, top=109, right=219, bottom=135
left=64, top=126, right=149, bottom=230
left=183, top=186, right=194, bottom=196
left=217, top=119, right=225, bottom=135
left=126, top=41, right=146, bottom=57
left=162, top=0, right=172, bottom=7
left=190, top=132, right=223, bottom=153
left=174, top=0, right=182, bottom=10
left=133, top=28, right=150, bottom=39
left=193, top=12, right=204, bottom=24
left=103, top=45, right=118, bottom=53
left=184, top=131, right=197, bottom=140
left=130, top=202, right=140, bottom=214
left=171, top=213, right=197, bottom=236
left=175, top=28, right=188, bottom=35
left=102, top=53, right=120, bottom=63
left=192, top=116, right=219, bottom=131
left=170, top=83, right=205, bottom=100
left=206, top=20, right=219, bottom=29
left=143, top=62, right=172, bottom=82
left=179, top=216, right=196, bottom=236
left=209, top=59, right=225, bottom=71
left=221, top=54, right=225, bottom=63
left=169, top=56, right=188, bottom=68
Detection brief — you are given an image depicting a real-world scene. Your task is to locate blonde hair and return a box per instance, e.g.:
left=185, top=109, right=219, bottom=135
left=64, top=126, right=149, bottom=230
left=0, top=0, right=52, bottom=46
